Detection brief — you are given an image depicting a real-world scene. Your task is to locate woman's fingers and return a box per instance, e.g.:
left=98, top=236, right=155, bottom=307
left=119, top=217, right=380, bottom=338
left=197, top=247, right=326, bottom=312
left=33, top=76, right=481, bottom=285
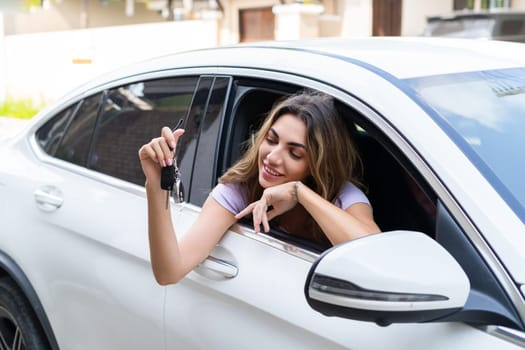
left=138, top=127, right=186, bottom=185
left=235, top=200, right=271, bottom=233
left=161, top=126, right=175, bottom=149
left=266, top=208, right=278, bottom=222
left=141, top=127, right=185, bottom=166
left=161, top=126, right=185, bottom=149
left=172, top=129, right=185, bottom=145
left=261, top=212, right=270, bottom=233
left=252, top=201, right=265, bottom=233
left=234, top=184, right=300, bottom=233
left=138, top=143, right=157, bottom=162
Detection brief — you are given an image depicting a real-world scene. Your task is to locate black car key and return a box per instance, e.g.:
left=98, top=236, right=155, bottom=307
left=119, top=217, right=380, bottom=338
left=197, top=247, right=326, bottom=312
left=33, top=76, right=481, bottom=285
left=161, top=119, right=184, bottom=208
left=161, top=164, right=175, bottom=191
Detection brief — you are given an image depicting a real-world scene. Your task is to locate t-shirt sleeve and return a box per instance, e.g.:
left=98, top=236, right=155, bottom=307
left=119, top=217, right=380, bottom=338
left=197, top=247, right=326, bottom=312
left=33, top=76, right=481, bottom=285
left=209, top=183, right=247, bottom=215
left=337, top=182, right=370, bottom=210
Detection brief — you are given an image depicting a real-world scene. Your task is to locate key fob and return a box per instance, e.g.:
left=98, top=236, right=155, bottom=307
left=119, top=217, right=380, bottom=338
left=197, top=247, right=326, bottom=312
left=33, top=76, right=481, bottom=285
left=161, top=165, right=175, bottom=191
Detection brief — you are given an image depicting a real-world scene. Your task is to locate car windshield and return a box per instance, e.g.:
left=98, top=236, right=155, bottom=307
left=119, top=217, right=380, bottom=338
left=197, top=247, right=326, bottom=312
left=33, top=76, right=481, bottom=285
left=404, top=67, right=525, bottom=222
left=423, top=17, right=494, bottom=38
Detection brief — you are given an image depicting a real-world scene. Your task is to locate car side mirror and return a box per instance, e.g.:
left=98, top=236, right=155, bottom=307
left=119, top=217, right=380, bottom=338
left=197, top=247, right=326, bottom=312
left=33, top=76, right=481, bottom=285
left=304, top=231, right=470, bottom=326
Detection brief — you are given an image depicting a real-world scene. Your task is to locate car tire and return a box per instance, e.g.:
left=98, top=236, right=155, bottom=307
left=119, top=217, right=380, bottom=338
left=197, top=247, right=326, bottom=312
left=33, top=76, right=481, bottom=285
left=0, top=277, right=49, bottom=349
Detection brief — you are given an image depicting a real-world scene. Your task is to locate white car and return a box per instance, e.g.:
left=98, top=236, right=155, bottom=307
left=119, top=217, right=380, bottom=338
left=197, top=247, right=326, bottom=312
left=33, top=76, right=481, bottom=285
left=1, top=37, right=525, bottom=350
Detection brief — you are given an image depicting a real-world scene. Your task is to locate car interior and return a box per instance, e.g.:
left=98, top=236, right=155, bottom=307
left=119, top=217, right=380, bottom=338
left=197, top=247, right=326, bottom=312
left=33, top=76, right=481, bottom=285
left=223, top=83, right=437, bottom=253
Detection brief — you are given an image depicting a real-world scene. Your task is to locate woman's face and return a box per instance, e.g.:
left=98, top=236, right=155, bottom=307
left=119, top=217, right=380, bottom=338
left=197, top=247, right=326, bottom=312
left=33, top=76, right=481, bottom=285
left=258, top=113, right=310, bottom=188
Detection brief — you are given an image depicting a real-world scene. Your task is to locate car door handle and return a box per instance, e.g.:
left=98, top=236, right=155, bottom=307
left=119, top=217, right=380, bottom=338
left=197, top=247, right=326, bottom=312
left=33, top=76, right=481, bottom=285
left=199, top=255, right=238, bottom=278
left=34, top=187, right=63, bottom=212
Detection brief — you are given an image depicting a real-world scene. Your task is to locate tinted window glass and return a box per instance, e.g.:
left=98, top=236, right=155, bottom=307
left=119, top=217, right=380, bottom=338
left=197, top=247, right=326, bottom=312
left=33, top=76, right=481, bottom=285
left=191, top=77, right=230, bottom=205
left=36, top=104, right=77, bottom=155
left=89, top=77, right=199, bottom=186
left=177, top=76, right=214, bottom=201
left=55, top=93, right=102, bottom=166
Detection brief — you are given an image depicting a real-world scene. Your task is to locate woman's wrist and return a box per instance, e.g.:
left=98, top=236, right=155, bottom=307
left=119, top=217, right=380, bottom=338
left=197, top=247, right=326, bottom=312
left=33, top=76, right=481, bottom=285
left=145, top=180, right=163, bottom=194
left=293, top=181, right=301, bottom=203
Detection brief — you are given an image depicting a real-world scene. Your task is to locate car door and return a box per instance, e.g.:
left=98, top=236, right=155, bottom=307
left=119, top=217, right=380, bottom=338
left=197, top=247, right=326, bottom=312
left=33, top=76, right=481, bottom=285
left=28, top=75, right=199, bottom=349
left=164, top=77, right=399, bottom=349
left=163, top=73, right=525, bottom=349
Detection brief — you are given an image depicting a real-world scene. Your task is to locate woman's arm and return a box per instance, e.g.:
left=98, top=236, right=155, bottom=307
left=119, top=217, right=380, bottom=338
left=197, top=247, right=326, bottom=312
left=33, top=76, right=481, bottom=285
left=147, top=185, right=236, bottom=285
left=140, top=127, right=236, bottom=285
left=236, top=181, right=380, bottom=245
left=295, top=182, right=380, bottom=245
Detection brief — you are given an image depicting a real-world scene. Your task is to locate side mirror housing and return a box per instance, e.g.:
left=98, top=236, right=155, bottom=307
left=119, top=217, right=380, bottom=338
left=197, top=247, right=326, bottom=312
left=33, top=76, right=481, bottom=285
left=305, top=231, right=470, bottom=326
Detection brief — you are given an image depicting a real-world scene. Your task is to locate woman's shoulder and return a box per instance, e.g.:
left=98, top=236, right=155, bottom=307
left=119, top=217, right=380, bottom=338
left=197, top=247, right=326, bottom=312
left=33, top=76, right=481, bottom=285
left=210, top=182, right=248, bottom=215
left=337, top=181, right=370, bottom=209
left=213, top=182, right=244, bottom=193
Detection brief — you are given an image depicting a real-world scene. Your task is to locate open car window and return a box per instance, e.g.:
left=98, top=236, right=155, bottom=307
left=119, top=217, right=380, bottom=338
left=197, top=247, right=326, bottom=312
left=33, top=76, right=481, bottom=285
left=222, top=79, right=438, bottom=253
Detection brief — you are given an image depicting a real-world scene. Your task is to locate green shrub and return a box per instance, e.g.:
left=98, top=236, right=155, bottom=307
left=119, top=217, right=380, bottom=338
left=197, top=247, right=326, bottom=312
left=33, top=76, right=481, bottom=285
left=0, top=97, right=46, bottom=119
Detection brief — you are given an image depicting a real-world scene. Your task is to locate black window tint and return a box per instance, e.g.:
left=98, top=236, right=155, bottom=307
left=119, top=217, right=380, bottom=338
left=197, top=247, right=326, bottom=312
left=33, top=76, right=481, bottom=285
left=88, top=77, right=199, bottom=186
left=55, top=93, right=103, bottom=166
left=36, top=104, right=77, bottom=155
left=191, top=77, right=230, bottom=206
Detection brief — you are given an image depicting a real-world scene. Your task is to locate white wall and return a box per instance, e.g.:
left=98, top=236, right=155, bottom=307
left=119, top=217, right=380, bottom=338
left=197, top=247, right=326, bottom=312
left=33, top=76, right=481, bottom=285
left=340, top=0, right=373, bottom=37
left=273, top=4, right=324, bottom=40
left=2, top=20, right=218, bottom=104
left=401, top=0, right=453, bottom=36
left=512, top=0, right=525, bottom=9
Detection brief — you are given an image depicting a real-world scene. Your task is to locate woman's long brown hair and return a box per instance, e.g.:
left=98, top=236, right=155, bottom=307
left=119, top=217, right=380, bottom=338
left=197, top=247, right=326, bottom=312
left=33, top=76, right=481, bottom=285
left=219, top=91, right=362, bottom=243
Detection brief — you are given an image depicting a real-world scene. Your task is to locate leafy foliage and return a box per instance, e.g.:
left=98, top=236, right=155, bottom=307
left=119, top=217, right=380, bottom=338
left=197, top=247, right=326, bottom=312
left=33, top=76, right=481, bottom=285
left=0, top=97, right=45, bottom=119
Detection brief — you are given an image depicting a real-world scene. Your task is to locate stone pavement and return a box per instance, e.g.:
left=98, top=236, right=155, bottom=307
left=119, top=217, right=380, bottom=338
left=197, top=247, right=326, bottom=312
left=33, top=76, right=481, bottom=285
left=0, top=117, right=30, bottom=139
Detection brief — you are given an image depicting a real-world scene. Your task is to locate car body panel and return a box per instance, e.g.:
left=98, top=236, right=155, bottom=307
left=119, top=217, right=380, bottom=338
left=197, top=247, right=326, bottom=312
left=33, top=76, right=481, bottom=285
left=164, top=205, right=523, bottom=350
left=0, top=141, right=164, bottom=349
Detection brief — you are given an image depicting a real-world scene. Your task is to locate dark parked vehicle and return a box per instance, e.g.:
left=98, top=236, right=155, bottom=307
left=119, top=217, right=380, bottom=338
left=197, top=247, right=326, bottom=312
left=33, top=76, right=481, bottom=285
left=423, top=11, right=525, bottom=42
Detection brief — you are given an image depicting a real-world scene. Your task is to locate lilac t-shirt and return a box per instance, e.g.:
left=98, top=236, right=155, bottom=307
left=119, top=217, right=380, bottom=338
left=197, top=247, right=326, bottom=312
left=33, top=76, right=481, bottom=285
left=210, top=181, right=370, bottom=216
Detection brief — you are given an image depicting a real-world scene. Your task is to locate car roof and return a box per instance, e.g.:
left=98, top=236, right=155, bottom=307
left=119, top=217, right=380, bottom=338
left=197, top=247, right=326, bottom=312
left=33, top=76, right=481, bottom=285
left=245, top=37, right=525, bottom=77
left=58, top=37, right=525, bottom=103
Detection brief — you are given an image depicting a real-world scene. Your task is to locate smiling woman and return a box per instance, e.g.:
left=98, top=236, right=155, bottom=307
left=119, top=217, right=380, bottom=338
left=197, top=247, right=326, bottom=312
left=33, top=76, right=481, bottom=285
left=138, top=90, right=381, bottom=285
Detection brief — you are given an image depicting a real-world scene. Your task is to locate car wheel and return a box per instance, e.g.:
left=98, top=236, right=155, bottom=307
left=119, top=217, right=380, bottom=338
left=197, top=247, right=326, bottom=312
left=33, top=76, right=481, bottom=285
left=0, top=277, right=49, bottom=349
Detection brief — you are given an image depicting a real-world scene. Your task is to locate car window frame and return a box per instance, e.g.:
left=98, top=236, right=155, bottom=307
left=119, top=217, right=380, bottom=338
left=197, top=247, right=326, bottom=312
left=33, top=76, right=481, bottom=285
left=188, top=75, right=232, bottom=206
left=218, top=76, right=438, bottom=253
left=35, top=101, right=81, bottom=157
left=52, top=92, right=105, bottom=167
